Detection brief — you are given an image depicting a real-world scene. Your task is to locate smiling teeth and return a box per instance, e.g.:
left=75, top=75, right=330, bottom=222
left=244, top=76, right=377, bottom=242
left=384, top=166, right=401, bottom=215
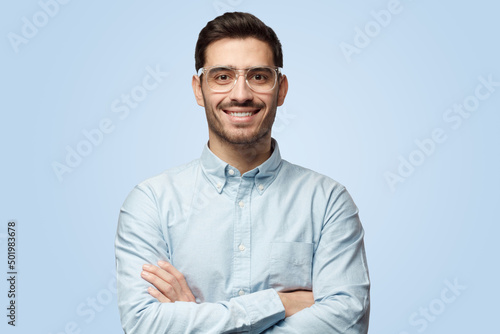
left=229, top=112, right=254, bottom=117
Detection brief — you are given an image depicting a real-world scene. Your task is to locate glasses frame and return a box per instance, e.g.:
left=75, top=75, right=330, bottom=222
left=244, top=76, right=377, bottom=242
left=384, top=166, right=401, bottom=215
left=197, top=65, right=283, bottom=93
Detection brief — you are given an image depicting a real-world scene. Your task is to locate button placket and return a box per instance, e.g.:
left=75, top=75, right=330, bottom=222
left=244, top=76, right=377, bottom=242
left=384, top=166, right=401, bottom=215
left=234, top=177, right=252, bottom=298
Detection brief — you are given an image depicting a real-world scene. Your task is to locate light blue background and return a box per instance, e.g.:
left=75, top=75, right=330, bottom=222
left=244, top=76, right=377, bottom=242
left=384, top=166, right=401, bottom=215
left=2, top=0, right=499, bottom=333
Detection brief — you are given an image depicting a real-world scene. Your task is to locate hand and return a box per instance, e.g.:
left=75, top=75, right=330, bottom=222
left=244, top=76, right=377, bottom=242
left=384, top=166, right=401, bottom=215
left=277, top=290, right=315, bottom=317
left=141, top=261, right=196, bottom=303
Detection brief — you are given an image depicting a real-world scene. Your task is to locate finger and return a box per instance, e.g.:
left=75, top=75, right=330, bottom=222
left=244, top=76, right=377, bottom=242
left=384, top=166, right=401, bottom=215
left=144, top=264, right=182, bottom=290
left=148, top=286, right=171, bottom=303
left=158, top=261, right=196, bottom=302
left=142, top=264, right=183, bottom=295
left=141, top=269, right=180, bottom=301
left=157, top=261, right=185, bottom=289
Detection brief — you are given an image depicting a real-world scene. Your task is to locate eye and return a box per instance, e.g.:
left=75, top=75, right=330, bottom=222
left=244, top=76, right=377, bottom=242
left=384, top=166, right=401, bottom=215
left=216, top=74, right=230, bottom=81
left=252, top=74, right=267, bottom=81
left=247, top=68, right=273, bottom=85
left=208, top=68, right=235, bottom=85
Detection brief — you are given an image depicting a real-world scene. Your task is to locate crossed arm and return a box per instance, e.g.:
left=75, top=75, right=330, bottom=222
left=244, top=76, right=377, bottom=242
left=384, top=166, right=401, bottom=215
left=116, top=184, right=370, bottom=333
left=141, top=260, right=315, bottom=317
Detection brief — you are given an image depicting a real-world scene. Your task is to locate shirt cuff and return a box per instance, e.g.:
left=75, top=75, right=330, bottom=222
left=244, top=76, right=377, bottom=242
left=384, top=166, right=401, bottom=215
left=239, top=289, right=285, bottom=332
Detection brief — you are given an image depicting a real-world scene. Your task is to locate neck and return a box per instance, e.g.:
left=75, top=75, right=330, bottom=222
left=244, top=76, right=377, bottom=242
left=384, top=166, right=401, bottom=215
left=208, top=134, right=273, bottom=175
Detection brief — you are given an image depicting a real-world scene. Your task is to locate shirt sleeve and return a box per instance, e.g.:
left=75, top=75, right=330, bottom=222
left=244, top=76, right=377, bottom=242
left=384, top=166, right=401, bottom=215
left=261, top=186, right=370, bottom=334
left=115, top=183, right=285, bottom=334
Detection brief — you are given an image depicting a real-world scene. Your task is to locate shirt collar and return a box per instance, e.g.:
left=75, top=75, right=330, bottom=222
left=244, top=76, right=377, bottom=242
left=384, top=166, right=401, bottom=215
left=200, top=138, right=282, bottom=195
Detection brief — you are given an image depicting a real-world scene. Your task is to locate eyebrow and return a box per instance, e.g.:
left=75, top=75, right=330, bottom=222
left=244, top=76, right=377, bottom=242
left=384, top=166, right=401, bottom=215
left=209, top=67, right=231, bottom=74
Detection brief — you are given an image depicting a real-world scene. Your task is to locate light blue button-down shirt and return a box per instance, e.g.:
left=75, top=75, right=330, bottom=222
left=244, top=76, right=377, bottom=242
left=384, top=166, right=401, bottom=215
left=115, top=139, right=370, bottom=333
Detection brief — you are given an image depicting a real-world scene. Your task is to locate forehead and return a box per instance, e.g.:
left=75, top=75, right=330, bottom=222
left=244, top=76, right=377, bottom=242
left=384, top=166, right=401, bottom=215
left=204, top=37, right=274, bottom=68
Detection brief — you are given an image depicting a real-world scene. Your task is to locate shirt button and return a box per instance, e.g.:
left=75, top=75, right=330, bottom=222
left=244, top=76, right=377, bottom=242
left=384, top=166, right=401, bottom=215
left=239, top=201, right=244, bottom=208
left=238, top=290, right=245, bottom=296
left=228, top=169, right=235, bottom=175
left=258, top=184, right=264, bottom=191
left=239, top=244, right=246, bottom=251
left=216, top=182, right=222, bottom=189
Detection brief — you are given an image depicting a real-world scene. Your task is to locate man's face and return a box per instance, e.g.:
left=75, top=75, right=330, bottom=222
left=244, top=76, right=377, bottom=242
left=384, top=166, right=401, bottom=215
left=192, top=38, right=288, bottom=146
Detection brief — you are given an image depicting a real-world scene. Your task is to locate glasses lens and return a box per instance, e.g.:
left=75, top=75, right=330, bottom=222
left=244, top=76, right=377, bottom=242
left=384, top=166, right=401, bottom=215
left=246, top=67, right=276, bottom=92
left=206, top=67, right=235, bottom=92
left=204, top=67, right=278, bottom=92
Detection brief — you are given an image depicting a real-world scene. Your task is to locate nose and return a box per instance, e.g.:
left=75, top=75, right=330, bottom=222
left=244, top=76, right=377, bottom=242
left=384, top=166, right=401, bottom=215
left=228, top=74, right=253, bottom=102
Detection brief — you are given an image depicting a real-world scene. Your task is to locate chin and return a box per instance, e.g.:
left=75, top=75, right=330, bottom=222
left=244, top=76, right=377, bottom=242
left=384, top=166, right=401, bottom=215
left=225, top=130, right=270, bottom=145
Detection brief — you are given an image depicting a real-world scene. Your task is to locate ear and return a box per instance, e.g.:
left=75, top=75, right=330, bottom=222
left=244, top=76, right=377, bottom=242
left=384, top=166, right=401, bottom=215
left=277, top=74, right=288, bottom=106
left=192, top=75, right=205, bottom=107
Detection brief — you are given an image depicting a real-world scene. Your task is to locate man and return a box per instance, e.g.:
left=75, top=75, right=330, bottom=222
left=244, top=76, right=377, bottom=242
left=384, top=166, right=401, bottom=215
left=115, top=12, right=370, bottom=333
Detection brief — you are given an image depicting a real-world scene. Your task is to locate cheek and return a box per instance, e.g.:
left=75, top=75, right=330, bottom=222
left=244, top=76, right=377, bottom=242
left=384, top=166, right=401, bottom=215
left=262, top=94, right=278, bottom=110
left=207, top=95, right=226, bottom=110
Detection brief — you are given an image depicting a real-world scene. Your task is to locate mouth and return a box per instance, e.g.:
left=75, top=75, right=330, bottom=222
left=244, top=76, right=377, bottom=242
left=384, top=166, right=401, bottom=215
left=223, top=109, right=261, bottom=117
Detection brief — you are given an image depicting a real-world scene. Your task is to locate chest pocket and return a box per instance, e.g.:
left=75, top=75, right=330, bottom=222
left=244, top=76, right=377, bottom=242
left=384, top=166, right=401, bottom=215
left=269, top=242, right=314, bottom=291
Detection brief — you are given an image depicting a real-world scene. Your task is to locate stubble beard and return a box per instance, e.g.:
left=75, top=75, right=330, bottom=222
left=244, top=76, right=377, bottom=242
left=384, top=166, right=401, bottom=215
left=203, top=94, right=278, bottom=148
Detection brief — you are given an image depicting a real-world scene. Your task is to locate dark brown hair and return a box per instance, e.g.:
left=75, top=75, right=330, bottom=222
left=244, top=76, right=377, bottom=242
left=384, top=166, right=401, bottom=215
left=195, top=12, right=283, bottom=71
